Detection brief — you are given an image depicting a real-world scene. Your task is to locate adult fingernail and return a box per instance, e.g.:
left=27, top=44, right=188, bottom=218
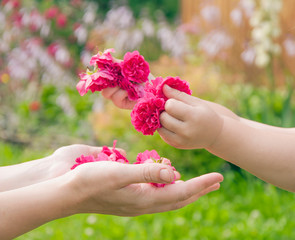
left=160, top=169, right=172, bottom=183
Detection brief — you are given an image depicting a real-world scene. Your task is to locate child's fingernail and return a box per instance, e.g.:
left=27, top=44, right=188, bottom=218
left=164, top=84, right=171, bottom=90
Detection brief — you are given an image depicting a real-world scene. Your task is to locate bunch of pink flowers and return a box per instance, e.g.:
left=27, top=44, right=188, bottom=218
left=71, top=141, right=176, bottom=188
left=76, top=49, right=150, bottom=101
left=131, top=76, right=192, bottom=135
left=76, top=49, right=192, bottom=135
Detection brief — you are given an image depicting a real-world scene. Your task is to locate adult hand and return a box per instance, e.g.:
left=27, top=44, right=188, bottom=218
left=68, top=161, right=223, bottom=216
left=47, top=144, right=106, bottom=178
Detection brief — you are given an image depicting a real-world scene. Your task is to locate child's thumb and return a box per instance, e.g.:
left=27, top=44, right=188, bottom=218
left=163, top=85, right=195, bottom=105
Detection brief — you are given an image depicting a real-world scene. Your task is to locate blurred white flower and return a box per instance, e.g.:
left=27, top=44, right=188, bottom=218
left=21, top=11, right=31, bottom=26
left=55, top=47, right=70, bottom=65
left=200, top=5, right=220, bottom=23
left=83, top=3, right=97, bottom=25
left=261, top=0, right=282, bottom=12
left=81, top=50, right=92, bottom=66
left=0, top=11, right=5, bottom=30
left=84, top=227, right=94, bottom=237
left=114, top=29, right=130, bottom=52
left=74, top=26, right=88, bottom=44
left=3, top=2, right=13, bottom=13
left=239, top=0, right=255, bottom=18
left=104, top=6, right=135, bottom=29
left=255, top=50, right=270, bottom=67
left=199, top=30, right=233, bottom=57
left=283, top=37, right=295, bottom=57
left=157, top=23, right=188, bottom=57
left=40, top=24, right=50, bottom=37
left=142, top=18, right=155, bottom=37
left=126, top=29, right=144, bottom=50
left=56, top=94, right=75, bottom=117
left=249, top=0, right=282, bottom=67
left=92, top=97, right=104, bottom=112
left=86, top=215, right=97, bottom=225
left=241, top=46, right=255, bottom=65
left=230, top=8, right=243, bottom=27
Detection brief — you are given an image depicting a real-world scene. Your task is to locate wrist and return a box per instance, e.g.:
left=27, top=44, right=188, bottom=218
left=60, top=170, right=89, bottom=215
left=206, top=115, right=225, bottom=150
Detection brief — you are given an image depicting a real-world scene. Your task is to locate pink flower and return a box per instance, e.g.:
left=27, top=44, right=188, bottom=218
left=134, top=150, right=176, bottom=188
left=90, top=49, right=124, bottom=88
left=121, top=51, right=150, bottom=84
left=98, top=140, right=129, bottom=163
left=56, top=13, right=67, bottom=28
left=29, top=101, right=41, bottom=112
left=76, top=71, right=115, bottom=96
left=71, top=140, right=129, bottom=169
left=131, top=94, right=165, bottom=135
left=145, top=76, right=192, bottom=100
left=45, top=6, right=59, bottom=19
left=47, top=42, right=59, bottom=56
left=119, top=78, right=145, bottom=101
left=71, top=155, right=97, bottom=170
left=135, top=150, right=161, bottom=164
left=90, top=49, right=116, bottom=68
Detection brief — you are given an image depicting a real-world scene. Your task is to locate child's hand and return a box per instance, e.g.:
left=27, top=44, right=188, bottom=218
left=158, top=85, right=224, bottom=149
left=101, top=86, right=136, bottom=110
left=101, top=74, right=155, bottom=110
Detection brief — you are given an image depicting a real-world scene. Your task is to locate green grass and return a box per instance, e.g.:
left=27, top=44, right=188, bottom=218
left=1, top=143, right=293, bottom=240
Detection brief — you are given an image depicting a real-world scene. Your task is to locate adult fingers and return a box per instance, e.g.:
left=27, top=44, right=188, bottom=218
left=152, top=182, right=221, bottom=213
left=152, top=172, right=223, bottom=204
left=116, top=163, right=176, bottom=188
left=175, top=182, right=221, bottom=208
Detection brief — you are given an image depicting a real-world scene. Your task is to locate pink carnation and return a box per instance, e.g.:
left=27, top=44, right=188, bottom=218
left=119, top=78, right=145, bottom=101
left=130, top=94, right=165, bottom=135
left=134, top=150, right=176, bottom=188
left=145, top=76, right=192, bottom=100
left=45, top=6, right=59, bottom=19
left=121, top=51, right=150, bottom=84
left=76, top=71, right=116, bottom=96
left=90, top=48, right=117, bottom=68
left=99, top=140, right=129, bottom=163
left=135, top=150, right=161, bottom=164
left=56, top=13, right=67, bottom=28
left=71, top=155, right=97, bottom=170
left=71, top=140, right=128, bottom=170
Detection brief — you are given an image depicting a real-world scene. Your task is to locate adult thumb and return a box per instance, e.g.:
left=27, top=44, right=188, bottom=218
left=118, top=163, right=176, bottom=187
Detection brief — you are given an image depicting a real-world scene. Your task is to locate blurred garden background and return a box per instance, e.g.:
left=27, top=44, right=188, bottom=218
left=1, top=0, right=295, bottom=239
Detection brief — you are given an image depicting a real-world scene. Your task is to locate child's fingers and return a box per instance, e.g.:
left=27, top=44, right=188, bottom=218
left=163, top=85, right=200, bottom=106
left=157, top=127, right=182, bottom=148
left=160, top=112, right=184, bottom=133
left=165, top=98, right=192, bottom=121
left=101, top=86, right=120, bottom=99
